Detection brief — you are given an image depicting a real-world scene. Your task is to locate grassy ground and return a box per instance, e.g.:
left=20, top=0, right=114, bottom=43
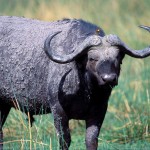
left=0, top=0, right=150, bottom=149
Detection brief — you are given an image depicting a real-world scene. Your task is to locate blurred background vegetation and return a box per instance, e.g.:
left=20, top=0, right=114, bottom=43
left=0, top=0, right=150, bottom=149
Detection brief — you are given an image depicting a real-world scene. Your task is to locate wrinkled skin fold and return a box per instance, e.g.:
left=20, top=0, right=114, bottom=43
left=0, top=16, right=150, bottom=150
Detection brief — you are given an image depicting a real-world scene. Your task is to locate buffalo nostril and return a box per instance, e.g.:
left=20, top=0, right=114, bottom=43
left=101, top=74, right=117, bottom=83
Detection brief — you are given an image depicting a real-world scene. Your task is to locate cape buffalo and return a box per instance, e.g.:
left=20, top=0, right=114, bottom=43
left=0, top=16, right=150, bottom=150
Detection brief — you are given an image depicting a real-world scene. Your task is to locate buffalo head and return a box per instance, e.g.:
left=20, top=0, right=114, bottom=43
left=44, top=26, right=150, bottom=87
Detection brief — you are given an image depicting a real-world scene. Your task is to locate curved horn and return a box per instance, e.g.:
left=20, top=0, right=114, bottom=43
left=139, top=25, right=150, bottom=32
left=44, top=31, right=102, bottom=63
left=105, top=34, right=150, bottom=58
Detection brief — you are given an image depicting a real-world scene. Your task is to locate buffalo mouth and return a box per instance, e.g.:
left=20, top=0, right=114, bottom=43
left=97, top=73, right=118, bottom=87
left=87, top=72, right=118, bottom=88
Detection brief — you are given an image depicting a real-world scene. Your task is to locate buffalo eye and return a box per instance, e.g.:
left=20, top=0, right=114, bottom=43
left=89, top=57, right=98, bottom=62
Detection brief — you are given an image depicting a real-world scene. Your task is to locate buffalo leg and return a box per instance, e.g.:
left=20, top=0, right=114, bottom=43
left=85, top=103, right=108, bottom=150
left=26, top=112, right=35, bottom=127
left=0, top=105, right=11, bottom=150
left=51, top=104, right=71, bottom=150
left=85, top=122, right=100, bottom=150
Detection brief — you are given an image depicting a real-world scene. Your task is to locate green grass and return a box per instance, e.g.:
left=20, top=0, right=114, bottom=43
left=0, top=0, right=150, bottom=149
